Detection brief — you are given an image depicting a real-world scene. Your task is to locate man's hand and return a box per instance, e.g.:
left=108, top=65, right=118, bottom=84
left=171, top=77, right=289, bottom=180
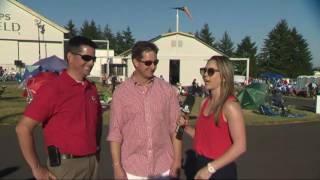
left=194, top=166, right=212, bottom=180
left=169, top=160, right=181, bottom=178
left=113, top=165, right=127, bottom=180
left=32, top=165, right=56, bottom=180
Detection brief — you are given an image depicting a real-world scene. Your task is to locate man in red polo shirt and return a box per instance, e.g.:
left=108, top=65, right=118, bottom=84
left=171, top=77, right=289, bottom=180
left=16, top=36, right=102, bottom=180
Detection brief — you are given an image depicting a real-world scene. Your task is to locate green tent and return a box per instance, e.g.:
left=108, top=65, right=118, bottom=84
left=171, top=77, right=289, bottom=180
left=237, top=83, right=268, bottom=110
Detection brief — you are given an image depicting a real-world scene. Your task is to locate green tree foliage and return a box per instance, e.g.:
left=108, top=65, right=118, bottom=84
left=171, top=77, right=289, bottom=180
left=235, top=36, right=258, bottom=77
left=216, top=31, right=234, bottom=57
left=195, top=23, right=215, bottom=47
left=111, top=27, right=135, bottom=55
left=259, top=19, right=312, bottom=78
left=287, top=28, right=313, bottom=77
left=100, top=24, right=116, bottom=49
left=64, top=20, right=78, bottom=39
left=121, top=26, right=135, bottom=53
left=80, top=20, right=103, bottom=40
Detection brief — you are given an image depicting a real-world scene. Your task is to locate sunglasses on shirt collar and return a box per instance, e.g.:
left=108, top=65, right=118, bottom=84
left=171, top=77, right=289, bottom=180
left=200, top=67, right=220, bottom=77
left=138, top=59, right=159, bottom=66
left=72, top=52, right=96, bottom=62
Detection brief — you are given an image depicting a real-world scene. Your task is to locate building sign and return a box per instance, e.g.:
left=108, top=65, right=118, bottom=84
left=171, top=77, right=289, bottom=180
left=0, top=13, right=21, bottom=32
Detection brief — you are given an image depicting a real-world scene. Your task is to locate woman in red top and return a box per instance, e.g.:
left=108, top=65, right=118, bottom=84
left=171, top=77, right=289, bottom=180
left=179, top=56, right=246, bottom=179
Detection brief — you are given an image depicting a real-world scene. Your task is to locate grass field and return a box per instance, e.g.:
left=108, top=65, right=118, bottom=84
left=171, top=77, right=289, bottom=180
left=0, top=81, right=319, bottom=126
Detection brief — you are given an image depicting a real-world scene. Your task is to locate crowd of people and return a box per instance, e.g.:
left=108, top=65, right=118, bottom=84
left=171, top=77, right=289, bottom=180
left=15, top=36, right=247, bottom=179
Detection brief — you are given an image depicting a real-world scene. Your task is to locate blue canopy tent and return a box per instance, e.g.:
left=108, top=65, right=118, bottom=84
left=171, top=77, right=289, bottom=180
left=33, top=55, right=67, bottom=72
left=260, top=72, right=284, bottom=79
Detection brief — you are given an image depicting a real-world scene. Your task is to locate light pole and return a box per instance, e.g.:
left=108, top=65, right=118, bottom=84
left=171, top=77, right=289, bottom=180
left=106, top=39, right=110, bottom=75
left=34, top=19, right=44, bottom=60
left=40, top=24, right=46, bottom=58
left=91, top=39, right=110, bottom=76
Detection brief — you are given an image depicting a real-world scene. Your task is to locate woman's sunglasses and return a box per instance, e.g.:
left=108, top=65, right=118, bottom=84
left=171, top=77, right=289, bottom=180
left=139, top=59, right=159, bottom=66
left=72, top=52, right=96, bottom=62
left=200, top=67, right=220, bottom=77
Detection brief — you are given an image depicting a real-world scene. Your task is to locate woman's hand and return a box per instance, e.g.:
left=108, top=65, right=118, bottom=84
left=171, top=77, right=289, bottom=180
left=194, top=166, right=212, bottom=180
left=177, top=114, right=189, bottom=127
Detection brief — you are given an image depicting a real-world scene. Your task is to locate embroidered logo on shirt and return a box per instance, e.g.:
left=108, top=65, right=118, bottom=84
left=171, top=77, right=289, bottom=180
left=91, top=96, right=97, bottom=103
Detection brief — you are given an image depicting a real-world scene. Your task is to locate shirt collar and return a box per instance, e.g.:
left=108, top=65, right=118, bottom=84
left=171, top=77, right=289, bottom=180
left=61, top=70, right=90, bottom=87
left=130, top=72, right=155, bottom=86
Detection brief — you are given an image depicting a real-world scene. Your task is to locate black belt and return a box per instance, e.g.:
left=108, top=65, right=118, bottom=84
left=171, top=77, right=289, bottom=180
left=60, top=153, right=95, bottom=160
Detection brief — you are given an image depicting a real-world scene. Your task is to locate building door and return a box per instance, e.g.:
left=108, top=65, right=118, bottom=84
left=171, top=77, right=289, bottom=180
left=169, top=59, right=180, bottom=85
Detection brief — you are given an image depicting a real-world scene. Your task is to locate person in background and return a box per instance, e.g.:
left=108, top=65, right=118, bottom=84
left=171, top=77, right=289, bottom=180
left=178, top=55, right=246, bottom=179
left=111, top=75, right=117, bottom=93
left=16, top=36, right=102, bottom=180
left=107, top=41, right=182, bottom=179
left=101, top=73, right=108, bottom=86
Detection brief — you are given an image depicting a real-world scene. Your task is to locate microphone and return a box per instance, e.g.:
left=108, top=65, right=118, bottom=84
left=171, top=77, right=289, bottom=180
left=176, top=94, right=195, bottom=140
left=176, top=105, right=190, bottom=140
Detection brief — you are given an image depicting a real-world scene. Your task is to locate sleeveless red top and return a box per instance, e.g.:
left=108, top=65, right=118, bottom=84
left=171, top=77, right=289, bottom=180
left=193, top=96, right=236, bottom=159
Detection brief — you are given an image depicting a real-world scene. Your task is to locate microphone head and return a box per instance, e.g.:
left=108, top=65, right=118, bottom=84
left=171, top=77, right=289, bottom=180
left=181, top=105, right=190, bottom=114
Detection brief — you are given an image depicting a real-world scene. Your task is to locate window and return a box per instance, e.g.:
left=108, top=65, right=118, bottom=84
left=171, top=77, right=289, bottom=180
left=171, top=40, right=176, bottom=47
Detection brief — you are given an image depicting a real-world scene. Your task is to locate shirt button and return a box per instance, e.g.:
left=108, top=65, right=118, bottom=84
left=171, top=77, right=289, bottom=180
left=148, top=150, right=152, bottom=154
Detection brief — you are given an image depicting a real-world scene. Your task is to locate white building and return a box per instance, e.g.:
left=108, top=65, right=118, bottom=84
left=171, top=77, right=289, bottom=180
left=0, top=0, right=68, bottom=70
left=120, top=32, right=249, bottom=86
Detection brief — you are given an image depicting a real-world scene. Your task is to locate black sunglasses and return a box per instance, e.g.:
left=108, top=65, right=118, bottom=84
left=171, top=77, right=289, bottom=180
left=200, top=67, right=220, bottom=77
left=72, top=52, right=96, bottom=62
left=139, top=59, right=159, bottom=66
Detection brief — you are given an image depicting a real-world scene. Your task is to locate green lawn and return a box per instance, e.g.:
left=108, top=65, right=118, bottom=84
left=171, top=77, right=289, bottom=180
left=0, top=82, right=319, bottom=126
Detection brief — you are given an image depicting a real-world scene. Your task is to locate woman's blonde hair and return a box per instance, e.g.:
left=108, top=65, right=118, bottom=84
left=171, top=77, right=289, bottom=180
left=207, top=56, right=235, bottom=125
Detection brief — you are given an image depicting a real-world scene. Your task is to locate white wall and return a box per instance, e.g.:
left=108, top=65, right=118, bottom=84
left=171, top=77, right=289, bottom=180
left=90, top=49, right=114, bottom=77
left=0, top=0, right=65, bottom=69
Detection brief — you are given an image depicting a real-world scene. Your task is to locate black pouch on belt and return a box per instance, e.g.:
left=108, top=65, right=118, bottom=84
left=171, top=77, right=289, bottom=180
left=48, top=145, right=61, bottom=167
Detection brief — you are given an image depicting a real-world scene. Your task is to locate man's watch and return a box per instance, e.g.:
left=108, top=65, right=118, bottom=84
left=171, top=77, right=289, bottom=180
left=207, top=162, right=216, bottom=174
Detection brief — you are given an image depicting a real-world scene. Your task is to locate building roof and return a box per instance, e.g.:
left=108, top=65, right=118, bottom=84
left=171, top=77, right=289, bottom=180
left=8, top=0, right=69, bottom=33
left=119, top=31, right=227, bottom=57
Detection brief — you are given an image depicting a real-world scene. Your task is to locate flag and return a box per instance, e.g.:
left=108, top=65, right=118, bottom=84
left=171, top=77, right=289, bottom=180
left=173, top=6, right=192, bottom=20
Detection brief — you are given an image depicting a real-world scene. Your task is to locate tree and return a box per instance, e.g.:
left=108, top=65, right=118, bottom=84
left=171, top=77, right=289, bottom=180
left=195, top=23, right=215, bottom=47
left=259, top=19, right=313, bottom=78
left=64, top=20, right=78, bottom=39
left=121, top=26, right=135, bottom=53
left=101, top=24, right=116, bottom=50
left=112, top=27, right=135, bottom=55
left=80, top=20, right=102, bottom=40
left=235, top=36, right=258, bottom=77
left=114, top=31, right=124, bottom=55
left=216, top=31, right=234, bottom=57
left=287, top=27, right=313, bottom=77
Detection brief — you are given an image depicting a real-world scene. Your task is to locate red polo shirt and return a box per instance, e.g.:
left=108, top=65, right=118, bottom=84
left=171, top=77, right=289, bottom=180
left=24, top=71, right=101, bottom=156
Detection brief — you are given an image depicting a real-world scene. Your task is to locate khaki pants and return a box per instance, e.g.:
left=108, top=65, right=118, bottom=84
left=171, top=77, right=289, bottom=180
left=47, top=155, right=98, bottom=179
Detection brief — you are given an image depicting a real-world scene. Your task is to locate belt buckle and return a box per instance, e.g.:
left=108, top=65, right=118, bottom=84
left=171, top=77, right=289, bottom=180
left=60, top=153, right=73, bottom=160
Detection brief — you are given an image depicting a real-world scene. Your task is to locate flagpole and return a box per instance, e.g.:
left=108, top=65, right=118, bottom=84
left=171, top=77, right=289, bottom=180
left=176, top=9, right=179, bottom=32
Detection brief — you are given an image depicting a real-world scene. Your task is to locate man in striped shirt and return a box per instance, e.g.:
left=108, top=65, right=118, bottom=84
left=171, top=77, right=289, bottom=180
left=107, top=41, right=182, bottom=179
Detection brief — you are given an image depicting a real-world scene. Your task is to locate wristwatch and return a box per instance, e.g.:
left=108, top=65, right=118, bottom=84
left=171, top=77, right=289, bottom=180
left=207, top=162, right=216, bottom=174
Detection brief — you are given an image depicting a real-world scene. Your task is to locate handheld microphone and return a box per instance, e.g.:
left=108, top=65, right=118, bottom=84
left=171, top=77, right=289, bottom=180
left=176, top=94, right=195, bottom=140
left=176, top=105, right=190, bottom=140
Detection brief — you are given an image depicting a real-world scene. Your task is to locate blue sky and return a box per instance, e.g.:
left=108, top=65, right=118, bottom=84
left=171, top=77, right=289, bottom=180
left=20, top=0, right=320, bottom=67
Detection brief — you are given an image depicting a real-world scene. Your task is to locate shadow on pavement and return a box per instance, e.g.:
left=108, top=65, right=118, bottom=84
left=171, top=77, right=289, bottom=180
left=0, top=167, right=19, bottom=178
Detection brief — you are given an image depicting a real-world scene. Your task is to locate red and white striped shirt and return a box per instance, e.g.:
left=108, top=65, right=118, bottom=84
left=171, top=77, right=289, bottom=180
left=107, top=76, right=180, bottom=177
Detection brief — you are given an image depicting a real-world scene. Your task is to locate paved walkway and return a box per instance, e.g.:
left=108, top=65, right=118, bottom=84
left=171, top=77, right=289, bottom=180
left=1, top=121, right=320, bottom=179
